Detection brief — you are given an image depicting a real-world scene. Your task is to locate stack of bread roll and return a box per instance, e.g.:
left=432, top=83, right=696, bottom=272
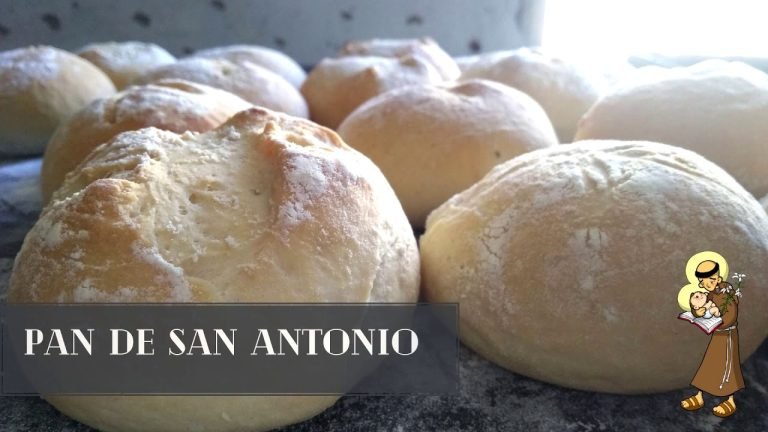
left=421, top=53, right=768, bottom=394
left=301, top=37, right=460, bottom=129
left=4, top=35, right=768, bottom=431
left=0, top=41, right=311, bottom=157
left=3, top=40, right=421, bottom=432
left=11, top=107, right=419, bottom=432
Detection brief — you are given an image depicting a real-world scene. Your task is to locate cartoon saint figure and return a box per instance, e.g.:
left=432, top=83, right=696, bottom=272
left=678, top=251, right=744, bottom=417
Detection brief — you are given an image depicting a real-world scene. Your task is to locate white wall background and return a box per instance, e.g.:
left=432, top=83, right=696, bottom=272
left=543, top=0, right=768, bottom=61
left=0, top=0, right=545, bottom=65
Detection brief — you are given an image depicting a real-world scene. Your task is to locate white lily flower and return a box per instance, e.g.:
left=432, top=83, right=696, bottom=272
left=731, top=272, right=746, bottom=282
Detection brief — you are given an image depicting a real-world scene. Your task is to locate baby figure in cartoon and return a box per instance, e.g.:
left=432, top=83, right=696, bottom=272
left=689, top=291, right=721, bottom=319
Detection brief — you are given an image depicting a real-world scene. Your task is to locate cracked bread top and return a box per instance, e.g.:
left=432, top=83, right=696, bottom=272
left=11, top=107, right=419, bottom=305
left=420, top=140, right=768, bottom=393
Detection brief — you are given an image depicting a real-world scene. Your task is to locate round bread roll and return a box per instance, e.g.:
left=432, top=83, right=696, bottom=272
left=338, top=79, right=558, bottom=226
left=338, top=37, right=460, bottom=81
left=461, top=47, right=604, bottom=143
left=0, top=46, right=116, bottom=155
left=453, top=51, right=509, bottom=75
left=134, top=57, right=308, bottom=118
left=192, top=44, right=306, bottom=88
left=10, top=107, right=419, bottom=431
left=40, top=80, right=252, bottom=202
left=301, top=55, right=444, bottom=129
left=77, top=41, right=176, bottom=90
left=420, top=140, right=768, bottom=393
left=575, top=60, right=768, bottom=198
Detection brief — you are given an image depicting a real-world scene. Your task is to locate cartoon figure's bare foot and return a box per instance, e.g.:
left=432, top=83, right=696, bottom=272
left=681, top=391, right=704, bottom=411
left=713, top=396, right=736, bottom=418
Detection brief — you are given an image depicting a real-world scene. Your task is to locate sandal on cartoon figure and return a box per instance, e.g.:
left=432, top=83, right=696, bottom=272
left=712, top=397, right=737, bottom=418
left=680, top=391, right=704, bottom=411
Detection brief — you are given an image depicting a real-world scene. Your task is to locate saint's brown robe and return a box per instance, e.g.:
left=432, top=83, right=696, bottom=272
left=691, top=282, right=745, bottom=396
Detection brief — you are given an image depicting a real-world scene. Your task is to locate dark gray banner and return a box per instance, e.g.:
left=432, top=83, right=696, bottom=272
left=0, top=304, right=458, bottom=395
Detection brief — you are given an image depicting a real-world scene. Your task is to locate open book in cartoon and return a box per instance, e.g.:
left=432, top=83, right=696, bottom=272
left=678, top=310, right=722, bottom=334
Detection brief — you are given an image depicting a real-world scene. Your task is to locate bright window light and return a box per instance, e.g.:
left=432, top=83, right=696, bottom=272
left=542, top=0, right=768, bottom=61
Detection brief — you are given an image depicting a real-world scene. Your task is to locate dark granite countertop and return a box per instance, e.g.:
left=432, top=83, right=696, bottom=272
left=1, top=159, right=767, bottom=432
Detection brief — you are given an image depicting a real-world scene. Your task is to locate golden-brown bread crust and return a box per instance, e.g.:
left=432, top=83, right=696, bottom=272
left=461, top=47, right=604, bottom=142
left=0, top=45, right=116, bottom=155
left=575, top=59, right=768, bottom=198
left=134, top=57, right=308, bottom=118
left=338, top=79, right=558, bottom=226
left=40, top=79, right=252, bottom=202
left=192, top=44, right=307, bottom=88
left=421, top=140, right=768, bottom=394
left=25, top=107, right=419, bottom=304
left=10, top=107, right=419, bottom=431
left=77, top=41, right=177, bottom=90
left=338, top=37, right=460, bottom=81
left=301, top=55, right=444, bottom=129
